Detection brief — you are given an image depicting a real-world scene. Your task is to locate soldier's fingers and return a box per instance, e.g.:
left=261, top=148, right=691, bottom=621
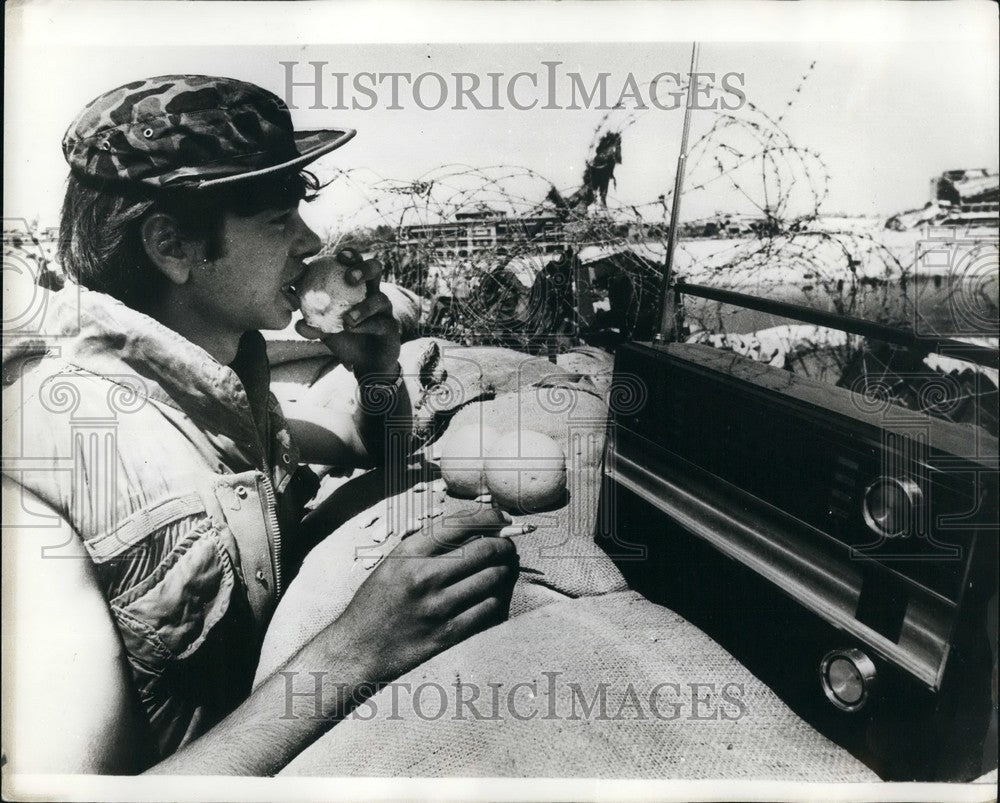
left=398, top=506, right=512, bottom=557
left=339, top=255, right=382, bottom=287
left=441, top=593, right=511, bottom=646
left=431, top=534, right=519, bottom=587
left=336, top=247, right=364, bottom=267
left=343, top=293, right=393, bottom=328
left=437, top=561, right=518, bottom=619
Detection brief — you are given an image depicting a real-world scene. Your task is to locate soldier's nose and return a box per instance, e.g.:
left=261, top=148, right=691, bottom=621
left=290, top=211, right=323, bottom=260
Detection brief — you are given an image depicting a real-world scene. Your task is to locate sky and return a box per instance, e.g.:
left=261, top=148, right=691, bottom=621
left=5, top=2, right=998, bottom=235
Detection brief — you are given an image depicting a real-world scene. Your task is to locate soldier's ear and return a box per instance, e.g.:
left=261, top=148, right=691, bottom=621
left=140, top=213, right=199, bottom=285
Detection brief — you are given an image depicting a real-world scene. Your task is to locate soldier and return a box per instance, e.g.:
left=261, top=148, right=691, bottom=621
left=2, top=75, right=518, bottom=774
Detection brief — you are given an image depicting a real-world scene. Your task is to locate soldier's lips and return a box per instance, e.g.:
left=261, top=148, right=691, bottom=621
left=281, top=268, right=307, bottom=310
left=281, top=281, right=301, bottom=310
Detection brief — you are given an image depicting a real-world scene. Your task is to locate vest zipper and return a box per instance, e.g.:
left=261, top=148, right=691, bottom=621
left=257, top=470, right=283, bottom=598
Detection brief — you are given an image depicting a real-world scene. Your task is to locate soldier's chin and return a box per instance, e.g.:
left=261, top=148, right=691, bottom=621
left=259, top=303, right=296, bottom=331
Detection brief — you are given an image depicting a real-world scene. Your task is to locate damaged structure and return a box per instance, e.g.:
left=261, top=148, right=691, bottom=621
left=886, top=168, right=999, bottom=230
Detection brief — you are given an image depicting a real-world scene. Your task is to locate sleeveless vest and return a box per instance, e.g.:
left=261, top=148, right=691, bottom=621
left=2, top=286, right=318, bottom=762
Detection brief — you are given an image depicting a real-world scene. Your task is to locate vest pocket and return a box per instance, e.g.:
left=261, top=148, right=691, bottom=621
left=110, top=522, right=236, bottom=663
left=213, top=471, right=278, bottom=638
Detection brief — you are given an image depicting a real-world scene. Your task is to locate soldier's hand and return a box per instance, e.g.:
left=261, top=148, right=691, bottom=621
left=332, top=503, right=519, bottom=681
left=296, top=248, right=401, bottom=378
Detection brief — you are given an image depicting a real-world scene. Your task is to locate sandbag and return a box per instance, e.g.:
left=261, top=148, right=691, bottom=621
left=259, top=340, right=877, bottom=781
left=270, top=357, right=333, bottom=407
left=556, top=345, right=615, bottom=397
left=280, top=591, right=879, bottom=781
left=283, top=339, right=592, bottom=454
left=297, top=338, right=570, bottom=444
left=298, top=338, right=453, bottom=426
left=254, top=383, right=624, bottom=687
left=380, top=283, right=422, bottom=342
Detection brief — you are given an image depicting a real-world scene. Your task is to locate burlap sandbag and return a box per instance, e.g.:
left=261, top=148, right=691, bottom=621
left=556, top=345, right=615, bottom=396
left=300, top=339, right=576, bottom=447
left=254, top=382, right=626, bottom=687
left=280, top=590, right=878, bottom=780
left=258, top=344, right=877, bottom=781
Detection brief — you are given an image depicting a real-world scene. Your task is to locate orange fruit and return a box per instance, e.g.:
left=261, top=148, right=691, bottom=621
left=297, top=255, right=367, bottom=334
left=440, top=423, right=501, bottom=498
left=484, top=430, right=567, bottom=513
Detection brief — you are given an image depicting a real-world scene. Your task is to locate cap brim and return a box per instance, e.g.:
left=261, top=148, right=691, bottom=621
left=194, top=127, right=356, bottom=189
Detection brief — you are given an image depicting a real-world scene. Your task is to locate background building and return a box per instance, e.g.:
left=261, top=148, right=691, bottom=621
left=398, top=204, right=566, bottom=260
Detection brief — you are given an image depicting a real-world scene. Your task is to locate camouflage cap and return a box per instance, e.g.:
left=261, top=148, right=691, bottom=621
left=62, top=74, right=355, bottom=190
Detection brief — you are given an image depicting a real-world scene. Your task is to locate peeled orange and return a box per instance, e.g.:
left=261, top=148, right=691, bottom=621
left=297, top=255, right=367, bottom=334
left=484, top=430, right=567, bottom=513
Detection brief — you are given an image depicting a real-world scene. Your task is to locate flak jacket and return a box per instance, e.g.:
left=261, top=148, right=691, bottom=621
left=3, top=285, right=319, bottom=761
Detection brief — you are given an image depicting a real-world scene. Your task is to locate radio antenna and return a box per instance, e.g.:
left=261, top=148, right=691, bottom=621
left=654, top=41, right=700, bottom=343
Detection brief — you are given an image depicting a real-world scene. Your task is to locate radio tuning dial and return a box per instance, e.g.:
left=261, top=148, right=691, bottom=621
left=862, top=476, right=923, bottom=538
left=820, top=648, right=877, bottom=712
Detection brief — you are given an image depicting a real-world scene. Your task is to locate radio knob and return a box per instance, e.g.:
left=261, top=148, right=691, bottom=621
left=862, top=476, right=923, bottom=538
left=820, top=648, right=877, bottom=712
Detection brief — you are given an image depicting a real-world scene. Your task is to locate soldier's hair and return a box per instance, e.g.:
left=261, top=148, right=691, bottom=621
left=59, top=170, right=323, bottom=311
